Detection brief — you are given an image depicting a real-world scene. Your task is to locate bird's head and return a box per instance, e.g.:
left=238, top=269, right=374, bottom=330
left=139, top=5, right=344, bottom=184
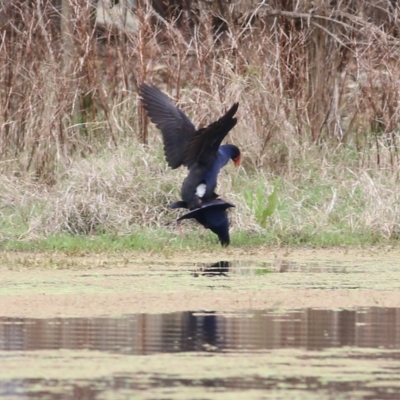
left=223, top=144, right=241, bottom=167
left=217, top=230, right=230, bottom=246
left=207, top=210, right=231, bottom=247
left=233, top=155, right=241, bottom=167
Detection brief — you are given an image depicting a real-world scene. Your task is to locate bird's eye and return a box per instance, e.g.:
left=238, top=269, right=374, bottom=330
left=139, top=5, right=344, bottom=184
left=233, top=156, right=241, bottom=167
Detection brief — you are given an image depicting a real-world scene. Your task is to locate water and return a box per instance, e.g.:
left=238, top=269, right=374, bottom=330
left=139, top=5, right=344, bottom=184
left=1, top=308, right=400, bottom=354
left=1, top=253, right=400, bottom=399
left=1, top=307, right=400, bottom=399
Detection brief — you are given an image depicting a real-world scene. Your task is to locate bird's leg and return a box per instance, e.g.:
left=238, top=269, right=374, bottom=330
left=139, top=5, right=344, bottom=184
left=213, top=191, right=227, bottom=202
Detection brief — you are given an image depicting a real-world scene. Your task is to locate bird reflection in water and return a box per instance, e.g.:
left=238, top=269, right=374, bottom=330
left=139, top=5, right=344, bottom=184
left=193, top=260, right=231, bottom=277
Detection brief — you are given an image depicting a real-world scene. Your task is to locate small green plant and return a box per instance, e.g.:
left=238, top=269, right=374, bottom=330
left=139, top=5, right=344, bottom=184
left=244, top=179, right=280, bottom=228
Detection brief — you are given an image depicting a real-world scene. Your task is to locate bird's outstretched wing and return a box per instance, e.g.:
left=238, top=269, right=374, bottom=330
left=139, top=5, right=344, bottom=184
left=183, top=103, right=239, bottom=170
left=140, top=84, right=196, bottom=169
left=177, top=199, right=235, bottom=221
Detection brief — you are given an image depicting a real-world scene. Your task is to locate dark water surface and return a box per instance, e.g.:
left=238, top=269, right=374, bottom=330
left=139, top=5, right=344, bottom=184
left=1, top=307, right=400, bottom=399
left=1, top=307, right=400, bottom=354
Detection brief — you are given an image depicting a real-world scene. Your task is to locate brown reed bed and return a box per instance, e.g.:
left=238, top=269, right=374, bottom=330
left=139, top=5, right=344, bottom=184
left=0, top=1, right=400, bottom=244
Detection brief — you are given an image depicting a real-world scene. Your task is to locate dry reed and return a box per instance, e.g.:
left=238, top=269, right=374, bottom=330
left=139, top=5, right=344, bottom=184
left=0, top=0, right=400, bottom=241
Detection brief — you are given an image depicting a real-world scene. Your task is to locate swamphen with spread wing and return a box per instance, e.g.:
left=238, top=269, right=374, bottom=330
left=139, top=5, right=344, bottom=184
left=172, top=198, right=235, bottom=246
left=139, top=83, right=240, bottom=209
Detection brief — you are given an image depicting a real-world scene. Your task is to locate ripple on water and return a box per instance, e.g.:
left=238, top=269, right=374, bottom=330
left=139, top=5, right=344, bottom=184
left=1, top=306, right=400, bottom=399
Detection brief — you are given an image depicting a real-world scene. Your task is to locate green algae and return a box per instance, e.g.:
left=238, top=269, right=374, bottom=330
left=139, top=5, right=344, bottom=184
left=1, top=256, right=399, bottom=297
left=1, top=249, right=400, bottom=399
left=0, top=348, right=399, bottom=400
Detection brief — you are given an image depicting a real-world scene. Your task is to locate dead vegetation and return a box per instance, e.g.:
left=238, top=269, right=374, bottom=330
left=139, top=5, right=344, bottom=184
left=1, top=0, right=400, bottom=242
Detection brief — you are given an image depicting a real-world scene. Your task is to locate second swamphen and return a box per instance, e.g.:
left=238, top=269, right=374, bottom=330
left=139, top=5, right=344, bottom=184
left=172, top=198, right=235, bottom=246
left=139, top=83, right=241, bottom=209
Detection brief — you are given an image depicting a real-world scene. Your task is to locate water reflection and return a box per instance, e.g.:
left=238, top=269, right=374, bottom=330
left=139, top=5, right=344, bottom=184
left=193, top=261, right=231, bottom=277
left=190, top=258, right=355, bottom=277
left=1, top=308, right=400, bottom=400
left=1, top=307, right=400, bottom=355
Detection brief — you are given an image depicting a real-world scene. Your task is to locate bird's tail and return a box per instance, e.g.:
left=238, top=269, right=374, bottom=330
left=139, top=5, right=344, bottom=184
left=170, top=201, right=188, bottom=209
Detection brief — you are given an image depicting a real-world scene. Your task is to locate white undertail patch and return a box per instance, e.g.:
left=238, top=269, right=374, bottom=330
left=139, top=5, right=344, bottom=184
left=196, top=183, right=206, bottom=198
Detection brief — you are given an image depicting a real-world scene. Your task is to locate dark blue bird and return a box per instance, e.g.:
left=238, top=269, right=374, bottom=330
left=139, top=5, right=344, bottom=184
left=172, top=198, right=235, bottom=246
left=139, top=84, right=241, bottom=210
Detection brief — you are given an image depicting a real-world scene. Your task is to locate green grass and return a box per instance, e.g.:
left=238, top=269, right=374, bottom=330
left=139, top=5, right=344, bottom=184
left=0, top=226, right=392, bottom=253
left=0, top=229, right=225, bottom=253
left=1, top=143, right=400, bottom=253
left=243, top=179, right=280, bottom=228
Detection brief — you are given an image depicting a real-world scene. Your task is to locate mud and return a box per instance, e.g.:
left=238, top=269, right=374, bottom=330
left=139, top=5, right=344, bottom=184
left=1, top=348, right=399, bottom=400
left=0, top=247, right=399, bottom=317
left=1, top=247, right=400, bottom=399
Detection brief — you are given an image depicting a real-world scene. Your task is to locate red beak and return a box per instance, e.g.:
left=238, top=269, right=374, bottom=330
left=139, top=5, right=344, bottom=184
left=233, top=156, right=241, bottom=167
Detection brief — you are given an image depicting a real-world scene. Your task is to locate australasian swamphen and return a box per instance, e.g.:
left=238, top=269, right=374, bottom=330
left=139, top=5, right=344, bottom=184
left=139, top=83, right=241, bottom=210
left=172, top=199, right=235, bottom=246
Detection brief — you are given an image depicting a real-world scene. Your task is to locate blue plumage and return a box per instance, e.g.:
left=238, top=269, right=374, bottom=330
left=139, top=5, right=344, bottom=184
left=201, top=144, right=238, bottom=193
left=140, top=83, right=240, bottom=246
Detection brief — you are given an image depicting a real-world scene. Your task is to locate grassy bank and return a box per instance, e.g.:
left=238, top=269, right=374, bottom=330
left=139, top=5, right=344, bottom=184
left=0, top=230, right=386, bottom=253
left=0, top=141, right=399, bottom=251
left=1, top=2, right=400, bottom=251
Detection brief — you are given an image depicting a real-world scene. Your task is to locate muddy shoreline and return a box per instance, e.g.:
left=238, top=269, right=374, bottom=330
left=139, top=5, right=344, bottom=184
left=1, top=247, right=399, bottom=318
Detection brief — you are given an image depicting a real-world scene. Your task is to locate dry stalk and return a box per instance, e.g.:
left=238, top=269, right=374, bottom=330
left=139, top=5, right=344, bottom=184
left=0, top=1, right=400, bottom=240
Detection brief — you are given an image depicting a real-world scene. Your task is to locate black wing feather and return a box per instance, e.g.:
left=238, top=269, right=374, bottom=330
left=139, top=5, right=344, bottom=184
left=177, top=200, right=235, bottom=221
left=183, top=103, right=239, bottom=169
left=139, top=84, right=196, bottom=169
